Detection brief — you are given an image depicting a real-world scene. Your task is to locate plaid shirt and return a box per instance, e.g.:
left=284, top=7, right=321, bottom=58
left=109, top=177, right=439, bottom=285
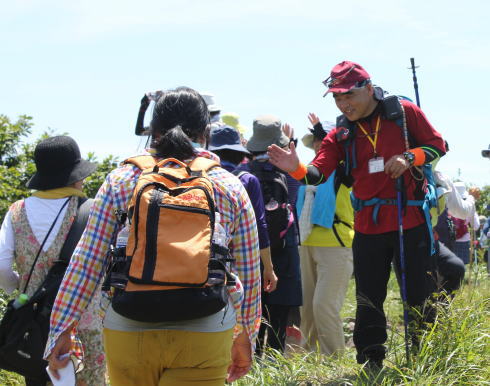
left=44, top=150, right=261, bottom=359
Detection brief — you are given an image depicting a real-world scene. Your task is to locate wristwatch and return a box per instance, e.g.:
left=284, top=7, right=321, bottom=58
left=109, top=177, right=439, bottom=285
left=403, top=151, right=415, bottom=166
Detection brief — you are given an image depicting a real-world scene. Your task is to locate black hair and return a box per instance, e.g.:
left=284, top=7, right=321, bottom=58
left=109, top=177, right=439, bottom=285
left=213, top=149, right=246, bottom=166
left=150, top=87, right=210, bottom=160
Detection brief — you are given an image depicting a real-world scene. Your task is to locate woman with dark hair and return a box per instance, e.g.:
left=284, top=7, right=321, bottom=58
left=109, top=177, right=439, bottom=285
left=46, top=87, right=261, bottom=386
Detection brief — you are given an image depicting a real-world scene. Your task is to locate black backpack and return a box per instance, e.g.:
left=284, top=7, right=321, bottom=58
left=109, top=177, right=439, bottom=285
left=434, top=207, right=456, bottom=250
left=245, top=160, right=293, bottom=250
left=0, top=197, right=92, bottom=382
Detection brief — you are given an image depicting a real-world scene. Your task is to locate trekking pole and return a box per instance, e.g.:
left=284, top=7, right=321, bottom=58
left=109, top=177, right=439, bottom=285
left=472, top=227, right=479, bottom=286
left=410, top=58, right=421, bottom=107
left=396, top=176, right=411, bottom=364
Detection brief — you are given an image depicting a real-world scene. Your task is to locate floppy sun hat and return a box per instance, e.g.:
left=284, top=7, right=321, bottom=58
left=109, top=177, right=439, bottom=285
left=200, top=92, right=221, bottom=113
left=27, top=135, right=97, bottom=190
left=246, top=115, right=289, bottom=152
left=208, top=125, right=250, bottom=154
left=221, top=112, right=247, bottom=135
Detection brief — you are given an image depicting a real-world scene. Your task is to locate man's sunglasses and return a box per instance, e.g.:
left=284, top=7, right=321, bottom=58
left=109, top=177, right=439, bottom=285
left=322, top=65, right=357, bottom=88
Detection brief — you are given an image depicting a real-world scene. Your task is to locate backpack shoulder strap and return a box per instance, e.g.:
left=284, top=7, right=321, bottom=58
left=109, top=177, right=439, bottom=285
left=382, top=96, right=418, bottom=148
left=335, top=115, right=356, bottom=143
left=123, top=155, right=158, bottom=170
left=29, top=197, right=93, bottom=304
left=232, top=170, right=249, bottom=179
left=334, top=116, right=357, bottom=177
left=381, top=94, right=404, bottom=121
left=57, top=197, right=93, bottom=264
left=188, top=157, right=220, bottom=172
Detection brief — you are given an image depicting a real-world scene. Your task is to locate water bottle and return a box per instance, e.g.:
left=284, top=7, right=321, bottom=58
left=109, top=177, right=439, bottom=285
left=116, top=224, right=130, bottom=249
left=209, top=213, right=228, bottom=285
left=111, top=223, right=130, bottom=289
left=213, top=213, right=226, bottom=247
left=12, top=293, right=29, bottom=309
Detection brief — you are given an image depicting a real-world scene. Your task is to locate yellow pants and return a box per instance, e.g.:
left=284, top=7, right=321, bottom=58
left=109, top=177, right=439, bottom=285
left=103, top=328, right=233, bottom=386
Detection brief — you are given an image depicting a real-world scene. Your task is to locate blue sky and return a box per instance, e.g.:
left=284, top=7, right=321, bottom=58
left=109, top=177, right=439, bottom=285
left=1, top=0, right=489, bottom=187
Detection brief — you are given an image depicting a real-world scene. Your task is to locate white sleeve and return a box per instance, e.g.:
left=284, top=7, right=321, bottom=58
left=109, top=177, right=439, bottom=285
left=470, top=211, right=480, bottom=229
left=0, top=210, right=20, bottom=294
left=445, top=180, right=475, bottom=220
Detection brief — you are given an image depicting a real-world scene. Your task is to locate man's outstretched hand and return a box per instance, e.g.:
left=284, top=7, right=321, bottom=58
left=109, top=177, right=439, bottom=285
left=267, top=141, right=299, bottom=173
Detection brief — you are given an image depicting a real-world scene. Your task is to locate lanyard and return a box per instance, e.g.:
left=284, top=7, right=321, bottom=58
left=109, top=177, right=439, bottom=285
left=357, top=116, right=381, bottom=156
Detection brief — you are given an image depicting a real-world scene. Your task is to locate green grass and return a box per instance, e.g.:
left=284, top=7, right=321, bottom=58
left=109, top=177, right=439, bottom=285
left=236, top=266, right=490, bottom=385
left=1, top=266, right=489, bottom=385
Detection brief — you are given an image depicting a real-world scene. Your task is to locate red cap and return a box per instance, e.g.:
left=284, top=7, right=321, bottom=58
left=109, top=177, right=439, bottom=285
left=322, top=61, right=371, bottom=96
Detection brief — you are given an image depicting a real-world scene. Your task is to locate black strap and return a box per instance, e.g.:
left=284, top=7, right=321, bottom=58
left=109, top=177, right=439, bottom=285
left=28, top=197, right=93, bottom=309
left=56, top=197, right=93, bottom=265
left=331, top=223, right=345, bottom=247
left=332, top=214, right=353, bottom=248
left=232, top=170, right=249, bottom=179
left=22, top=197, right=71, bottom=294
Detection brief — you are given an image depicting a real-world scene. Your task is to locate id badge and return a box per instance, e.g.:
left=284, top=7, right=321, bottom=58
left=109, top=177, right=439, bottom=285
left=368, top=157, right=384, bottom=174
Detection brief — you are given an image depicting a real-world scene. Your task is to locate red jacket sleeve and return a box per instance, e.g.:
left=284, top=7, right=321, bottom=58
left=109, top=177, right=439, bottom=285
left=311, top=129, right=344, bottom=178
left=402, top=99, right=446, bottom=159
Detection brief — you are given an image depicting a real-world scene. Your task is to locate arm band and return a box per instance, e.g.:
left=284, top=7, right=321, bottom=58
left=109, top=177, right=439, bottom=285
left=295, top=164, right=325, bottom=185
left=419, top=145, right=444, bottom=163
left=289, top=163, right=308, bottom=180
left=409, top=148, right=426, bottom=166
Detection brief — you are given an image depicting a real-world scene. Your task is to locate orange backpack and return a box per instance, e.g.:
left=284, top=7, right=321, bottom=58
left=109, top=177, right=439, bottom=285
left=110, top=155, right=235, bottom=322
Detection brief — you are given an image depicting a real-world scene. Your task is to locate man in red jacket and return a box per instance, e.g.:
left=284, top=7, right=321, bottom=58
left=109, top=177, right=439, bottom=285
left=268, top=61, right=446, bottom=368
